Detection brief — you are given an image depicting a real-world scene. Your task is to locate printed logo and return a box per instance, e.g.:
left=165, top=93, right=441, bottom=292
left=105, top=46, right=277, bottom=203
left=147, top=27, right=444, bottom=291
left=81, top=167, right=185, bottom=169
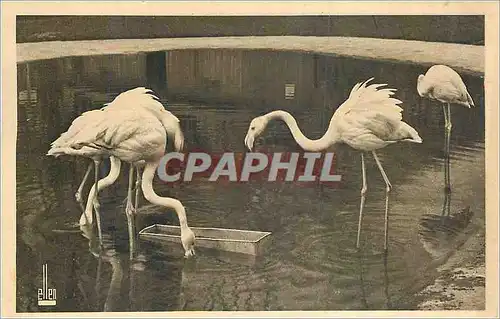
left=38, top=264, right=56, bottom=306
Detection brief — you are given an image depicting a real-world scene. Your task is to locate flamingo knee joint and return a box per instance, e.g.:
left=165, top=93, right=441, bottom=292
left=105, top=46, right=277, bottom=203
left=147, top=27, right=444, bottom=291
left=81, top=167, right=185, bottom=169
left=75, top=192, right=82, bottom=203
left=361, top=186, right=368, bottom=196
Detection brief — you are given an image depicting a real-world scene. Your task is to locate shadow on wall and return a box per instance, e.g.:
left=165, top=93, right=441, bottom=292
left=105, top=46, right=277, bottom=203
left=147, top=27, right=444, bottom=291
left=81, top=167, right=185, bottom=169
left=16, top=16, right=484, bottom=45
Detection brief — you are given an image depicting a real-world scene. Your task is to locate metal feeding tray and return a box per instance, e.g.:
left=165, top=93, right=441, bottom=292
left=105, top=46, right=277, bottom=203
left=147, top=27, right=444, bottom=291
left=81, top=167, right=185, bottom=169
left=138, top=224, right=272, bottom=256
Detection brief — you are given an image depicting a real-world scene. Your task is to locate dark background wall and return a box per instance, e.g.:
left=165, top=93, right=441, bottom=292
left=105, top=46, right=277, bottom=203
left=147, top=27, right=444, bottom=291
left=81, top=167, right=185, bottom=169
left=16, top=16, right=484, bottom=45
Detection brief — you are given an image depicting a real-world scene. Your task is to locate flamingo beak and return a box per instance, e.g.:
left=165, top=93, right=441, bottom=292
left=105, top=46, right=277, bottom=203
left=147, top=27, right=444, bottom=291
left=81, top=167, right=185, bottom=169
left=244, top=133, right=254, bottom=152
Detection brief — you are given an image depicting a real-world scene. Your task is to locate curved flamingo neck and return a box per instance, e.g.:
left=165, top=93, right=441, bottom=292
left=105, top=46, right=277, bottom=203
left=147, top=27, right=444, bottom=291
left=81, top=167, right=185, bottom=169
left=141, top=160, right=189, bottom=229
left=84, top=156, right=121, bottom=220
left=265, top=110, right=337, bottom=151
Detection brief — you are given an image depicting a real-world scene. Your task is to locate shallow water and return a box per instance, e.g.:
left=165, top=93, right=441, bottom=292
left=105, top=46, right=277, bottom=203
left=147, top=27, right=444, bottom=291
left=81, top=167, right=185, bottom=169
left=16, top=51, right=485, bottom=312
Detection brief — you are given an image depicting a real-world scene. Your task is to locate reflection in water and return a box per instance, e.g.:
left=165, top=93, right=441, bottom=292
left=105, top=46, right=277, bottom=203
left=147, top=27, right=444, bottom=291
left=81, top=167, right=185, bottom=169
left=418, top=204, right=475, bottom=260
left=357, top=251, right=391, bottom=310
left=81, top=224, right=125, bottom=312
left=16, top=51, right=485, bottom=311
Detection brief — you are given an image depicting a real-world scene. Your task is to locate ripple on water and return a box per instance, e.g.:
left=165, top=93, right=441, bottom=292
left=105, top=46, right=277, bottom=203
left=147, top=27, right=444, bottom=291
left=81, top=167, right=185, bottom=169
left=15, top=58, right=484, bottom=311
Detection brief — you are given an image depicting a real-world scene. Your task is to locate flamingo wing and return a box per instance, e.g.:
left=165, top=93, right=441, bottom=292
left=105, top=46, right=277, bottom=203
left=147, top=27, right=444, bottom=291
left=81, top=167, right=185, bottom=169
left=333, top=78, right=421, bottom=151
left=424, top=65, right=474, bottom=106
left=338, top=109, right=403, bottom=151
left=334, top=78, right=403, bottom=118
left=49, top=109, right=106, bottom=148
left=73, top=110, right=166, bottom=162
left=431, top=80, right=463, bottom=103
left=105, top=87, right=181, bottom=122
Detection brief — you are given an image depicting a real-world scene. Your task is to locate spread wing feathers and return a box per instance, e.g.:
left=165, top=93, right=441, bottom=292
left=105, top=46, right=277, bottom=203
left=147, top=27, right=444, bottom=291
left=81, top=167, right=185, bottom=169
left=335, top=78, right=404, bottom=123
left=104, top=87, right=180, bottom=122
left=332, top=78, right=422, bottom=150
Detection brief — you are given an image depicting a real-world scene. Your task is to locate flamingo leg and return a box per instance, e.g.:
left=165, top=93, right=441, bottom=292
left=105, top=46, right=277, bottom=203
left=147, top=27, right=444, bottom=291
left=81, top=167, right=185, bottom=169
left=446, top=103, right=452, bottom=215
left=92, top=159, right=104, bottom=248
left=125, top=165, right=136, bottom=260
left=134, top=166, right=142, bottom=213
left=442, top=103, right=450, bottom=191
left=76, top=163, right=93, bottom=214
left=372, top=151, right=392, bottom=251
left=441, top=103, right=452, bottom=216
left=95, top=253, right=102, bottom=309
left=441, top=104, right=449, bottom=216
left=133, top=166, right=143, bottom=254
left=357, top=253, right=369, bottom=309
left=383, top=251, right=391, bottom=309
left=356, top=153, right=367, bottom=249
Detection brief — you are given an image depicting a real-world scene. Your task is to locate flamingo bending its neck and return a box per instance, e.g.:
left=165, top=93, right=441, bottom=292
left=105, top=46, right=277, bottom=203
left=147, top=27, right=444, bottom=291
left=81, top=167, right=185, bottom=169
left=244, top=78, right=423, bottom=251
left=48, top=90, right=191, bottom=258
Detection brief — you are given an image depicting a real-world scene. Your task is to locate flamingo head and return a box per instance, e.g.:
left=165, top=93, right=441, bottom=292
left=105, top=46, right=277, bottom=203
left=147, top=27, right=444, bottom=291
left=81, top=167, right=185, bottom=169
left=181, top=226, right=196, bottom=258
left=244, top=116, right=269, bottom=151
left=416, top=74, right=428, bottom=97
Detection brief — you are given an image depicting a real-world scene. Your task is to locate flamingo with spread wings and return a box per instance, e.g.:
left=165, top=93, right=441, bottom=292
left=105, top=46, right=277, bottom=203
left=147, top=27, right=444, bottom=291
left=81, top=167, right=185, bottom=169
left=244, top=78, right=423, bottom=250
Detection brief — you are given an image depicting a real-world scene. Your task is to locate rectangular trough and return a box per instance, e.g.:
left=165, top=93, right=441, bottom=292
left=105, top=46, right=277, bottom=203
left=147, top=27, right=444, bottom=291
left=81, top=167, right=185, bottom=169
left=138, top=224, right=272, bottom=256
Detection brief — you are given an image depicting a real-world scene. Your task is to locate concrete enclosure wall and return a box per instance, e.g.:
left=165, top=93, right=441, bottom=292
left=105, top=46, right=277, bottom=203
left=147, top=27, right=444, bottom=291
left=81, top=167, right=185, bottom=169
left=17, top=16, right=484, bottom=45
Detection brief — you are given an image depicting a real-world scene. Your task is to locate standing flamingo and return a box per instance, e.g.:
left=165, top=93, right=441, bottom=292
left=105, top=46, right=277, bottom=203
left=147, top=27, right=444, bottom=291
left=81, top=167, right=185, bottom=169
left=244, top=78, right=423, bottom=250
left=417, top=65, right=475, bottom=215
left=48, top=93, right=192, bottom=259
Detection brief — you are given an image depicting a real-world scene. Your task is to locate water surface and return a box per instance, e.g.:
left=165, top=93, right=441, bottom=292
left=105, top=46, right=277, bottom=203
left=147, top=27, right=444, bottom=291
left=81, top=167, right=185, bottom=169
left=16, top=51, right=485, bottom=312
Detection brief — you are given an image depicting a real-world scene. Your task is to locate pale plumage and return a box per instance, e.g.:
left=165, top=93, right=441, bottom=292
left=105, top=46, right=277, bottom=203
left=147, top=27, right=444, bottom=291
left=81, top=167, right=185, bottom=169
left=47, top=88, right=192, bottom=258
left=65, top=109, right=167, bottom=161
left=417, top=65, right=474, bottom=107
left=244, top=78, right=422, bottom=251
left=48, top=88, right=183, bottom=226
left=417, top=65, right=475, bottom=215
left=49, top=108, right=195, bottom=258
left=333, top=78, right=422, bottom=151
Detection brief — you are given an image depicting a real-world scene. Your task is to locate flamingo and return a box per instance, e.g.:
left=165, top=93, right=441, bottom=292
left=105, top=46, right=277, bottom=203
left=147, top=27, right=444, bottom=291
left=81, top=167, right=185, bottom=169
left=48, top=92, right=193, bottom=259
left=77, top=87, right=183, bottom=225
left=417, top=65, right=475, bottom=214
left=244, top=78, right=423, bottom=250
left=49, top=88, right=184, bottom=245
left=80, top=88, right=183, bottom=227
